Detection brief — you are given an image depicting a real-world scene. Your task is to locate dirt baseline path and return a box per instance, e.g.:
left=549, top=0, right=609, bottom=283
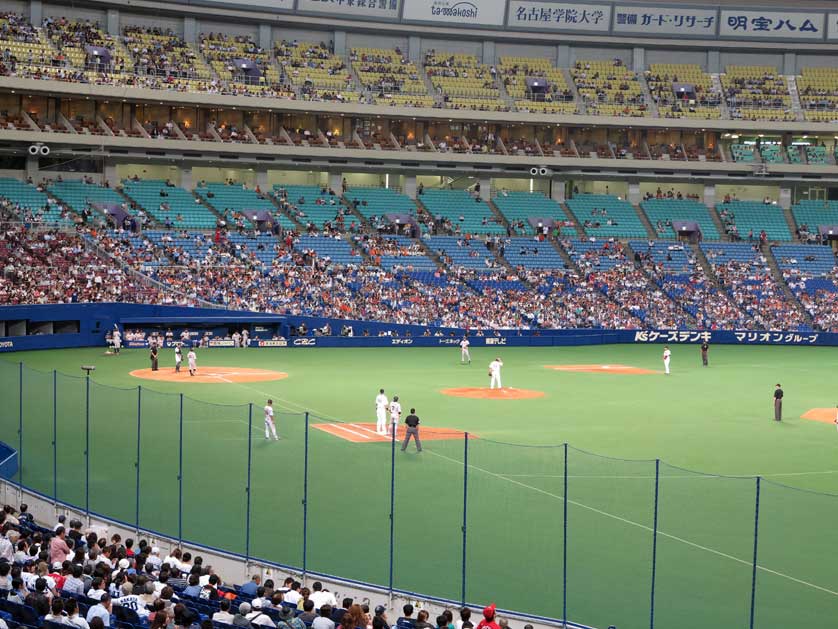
left=130, top=367, right=288, bottom=384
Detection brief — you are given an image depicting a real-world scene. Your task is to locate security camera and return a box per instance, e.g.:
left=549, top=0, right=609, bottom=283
left=28, top=144, right=39, bottom=155
left=28, top=144, right=50, bottom=156
left=539, top=167, right=550, bottom=176
left=39, top=145, right=50, bottom=156
left=529, top=167, right=539, bottom=176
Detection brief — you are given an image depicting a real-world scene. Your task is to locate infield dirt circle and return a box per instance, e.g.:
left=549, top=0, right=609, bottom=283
left=129, top=367, right=288, bottom=384
left=440, top=387, right=545, bottom=400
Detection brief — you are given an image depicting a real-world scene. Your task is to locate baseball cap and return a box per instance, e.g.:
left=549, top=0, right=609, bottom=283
left=51, top=561, right=62, bottom=571
left=151, top=547, right=160, bottom=554
left=482, top=604, right=496, bottom=620
left=118, top=558, right=130, bottom=569
left=375, top=606, right=386, bottom=616
left=252, top=599, right=263, bottom=609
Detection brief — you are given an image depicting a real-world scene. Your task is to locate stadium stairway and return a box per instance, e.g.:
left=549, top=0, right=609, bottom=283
left=548, top=237, right=577, bottom=269
left=634, top=203, right=658, bottom=238
left=623, top=241, right=698, bottom=325
left=782, top=205, right=799, bottom=240
left=189, top=189, right=225, bottom=224
left=263, top=193, right=305, bottom=231
left=690, top=242, right=725, bottom=289
left=708, top=206, right=728, bottom=239
left=485, top=198, right=512, bottom=234
left=561, top=202, right=586, bottom=237
left=761, top=242, right=813, bottom=326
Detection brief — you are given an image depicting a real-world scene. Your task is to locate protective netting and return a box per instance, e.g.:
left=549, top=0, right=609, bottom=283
left=182, top=398, right=250, bottom=555
left=0, top=362, right=19, bottom=457
left=755, top=480, right=838, bottom=626
left=466, top=439, right=566, bottom=620
left=654, top=463, right=756, bottom=629
left=393, top=433, right=464, bottom=601
left=305, top=414, right=391, bottom=586
left=19, top=367, right=54, bottom=497
left=249, top=410, right=306, bottom=567
left=89, top=381, right=138, bottom=525
left=54, top=371, right=87, bottom=509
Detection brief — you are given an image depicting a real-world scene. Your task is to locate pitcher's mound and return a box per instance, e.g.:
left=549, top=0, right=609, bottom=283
left=801, top=408, right=838, bottom=424
left=545, top=364, right=659, bottom=375
left=130, top=367, right=288, bottom=384
left=440, top=387, right=545, bottom=400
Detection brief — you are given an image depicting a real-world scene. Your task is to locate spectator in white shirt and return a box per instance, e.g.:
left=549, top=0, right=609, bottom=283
left=246, top=600, right=276, bottom=628
left=86, top=594, right=112, bottom=627
left=65, top=598, right=90, bottom=629
left=45, top=598, right=70, bottom=625
left=309, top=582, right=336, bottom=610
left=283, top=581, right=302, bottom=606
left=212, top=599, right=236, bottom=624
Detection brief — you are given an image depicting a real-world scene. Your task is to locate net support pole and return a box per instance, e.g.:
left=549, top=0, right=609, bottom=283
left=460, top=432, right=469, bottom=606
left=649, top=459, right=660, bottom=629
left=302, top=412, right=310, bottom=578
left=749, top=476, right=761, bottom=629
left=563, top=442, right=568, bottom=628
left=388, top=423, right=396, bottom=598
left=135, top=386, right=142, bottom=534
left=17, top=363, right=23, bottom=502
left=84, top=373, right=90, bottom=522
left=52, top=369, right=57, bottom=506
left=178, top=393, right=184, bottom=545
left=245, top=403, right=253, bottom=563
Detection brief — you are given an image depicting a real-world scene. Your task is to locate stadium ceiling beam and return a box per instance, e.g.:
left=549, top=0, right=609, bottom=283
left=2, top=79, right=837, bottom=136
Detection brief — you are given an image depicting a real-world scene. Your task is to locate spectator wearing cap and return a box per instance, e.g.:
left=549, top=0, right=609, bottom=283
left=50, top=526, right=71, bottom=564
left=145, top=547, right=162, bottom=573
left=312, top=605, right=335, bottom=629
left=474, top=606, right=499, bottom=629
left=86, top=593, right=112, bottom=627
left=278, top=605, right=305, bottom=629
left=247, top=599, right=276, bottom=627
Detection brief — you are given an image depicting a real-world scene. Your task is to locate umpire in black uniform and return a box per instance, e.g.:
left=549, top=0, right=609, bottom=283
left=401, top=408, right=422, bottom=452
left=700, top=341, right=709, bottom=366
left=773, top=384, right=783, bottom=421
left=150, top=343, right=159, bottom=372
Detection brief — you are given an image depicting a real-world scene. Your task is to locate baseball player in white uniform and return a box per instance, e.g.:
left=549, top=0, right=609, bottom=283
left=187, top=349, right=197, bottom=376
left=112, top=327, right=121, bottom=355
left=375, top=389, right=389, bottom=435
left=460, top=338, right=471, bottom=364
left=662, top=346, right=671, bottom=375
left=174, top=345, right=183, bottom=373
left=388, top=396, right=402, bottom=439
left=264, top=399, right=279, bottom=441
left=488, top=357, right=503, bottom=389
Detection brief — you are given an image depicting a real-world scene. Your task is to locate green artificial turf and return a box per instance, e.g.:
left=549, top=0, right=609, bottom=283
left=2, top=344, right=838, bottom=629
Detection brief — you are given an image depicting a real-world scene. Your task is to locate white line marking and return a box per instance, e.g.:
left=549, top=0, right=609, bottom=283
left=426, top=449, right=838, bottom=598
left=327, top=423, right=371, bottom=440
left=501, top=470, right=838, bottom=480
left=350, top=423, right=382, bottom=437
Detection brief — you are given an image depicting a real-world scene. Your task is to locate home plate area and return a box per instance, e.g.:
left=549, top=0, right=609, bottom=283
left=545, top=364, right=659, bottom=375
left=313, top=423, right=469, bottom=443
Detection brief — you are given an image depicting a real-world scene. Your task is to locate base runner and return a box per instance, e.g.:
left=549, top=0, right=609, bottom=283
left=388, top=395, right=402, bottom=439
left=264, top=399, right=279, bottom=441
left=375, top=389, right=389, bottom=435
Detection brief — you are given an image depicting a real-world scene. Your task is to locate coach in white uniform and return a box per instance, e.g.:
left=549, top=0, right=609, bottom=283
left=460, top=338, right=471, bottom=364
left=264, top=399, right=279, bottom=441
left=112, top=327, right=121, bottom=354
left=489, top=358, right=503, bottom=389
left=663, top=346, right=671, bottom=375
left=375, top=389, right=389, bottom=435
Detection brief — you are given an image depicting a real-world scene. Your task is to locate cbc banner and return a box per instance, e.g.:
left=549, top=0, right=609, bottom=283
left=402, top=0, right=507, bottom=27
left=507, top=1, right=611, bottom=33
left=612, top=5, right=717, bottom=36
left=719, top=9, right=826, bottom=40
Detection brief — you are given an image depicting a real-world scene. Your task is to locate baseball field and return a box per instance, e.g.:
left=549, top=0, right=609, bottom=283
left=1, top=343, right=837, bottom=629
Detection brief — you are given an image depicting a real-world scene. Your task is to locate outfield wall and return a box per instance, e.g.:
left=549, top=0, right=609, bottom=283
left=0, top=304, right=836, bottom=352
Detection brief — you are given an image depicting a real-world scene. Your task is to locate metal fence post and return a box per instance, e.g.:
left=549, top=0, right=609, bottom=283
left=749, top=476, right=761, bottom=629
left=388, top=422, right=396, bottom=595
left=302, top=412, right=310, bottom=577
left=245, top=403, right=253, bottom=562
left=563, top=442, right=568, bottom=628
left=178, top=393, right=184, bottom=545
left=135, top=386, right=142, bottom=533
left=649, top=459, right=660, bottom=629
left=85, top=373, right=90, bottom=520
left=52, top=370, right=57, bottom=505
left=461, top=432, right=469, bottom=606
left=17, top=363, right=22, bottom=497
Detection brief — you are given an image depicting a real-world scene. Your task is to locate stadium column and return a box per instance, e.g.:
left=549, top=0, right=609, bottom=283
left=703, top=184, right=716, bottom=209
left=106, top=9, right=119, bottom=37
left=478, top=177, right=491, bottom=201
left=778, top=187, right=792, bottom=210
left=632, top=48, right=645, bottom=73
left=550, top=177, right=565, bottom=203
left=403, top=176, right=417, bottom=199
left=183, top=17, right=197, bottom=43
left=256, top=170, right=268, bottom=192
left=258, top=24, right=271, bottom=51
left=181, top=168, right=193, bottom=191
left=628, top=182, right=641, bottom=206
left=25, top=155, right=38, bottom=183
left=328, top=172, right=342, bottom=194
left=28, top=0, right=42, bottom=26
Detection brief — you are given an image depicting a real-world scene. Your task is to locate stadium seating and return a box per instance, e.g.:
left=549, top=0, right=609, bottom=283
left=773, top=244, right=837, bottom=277
left=571, top=60, right=648, bottom=117
left=273, top=184, right=346, bottom=230
left=629, top=240, right=692, bottom=272
left=428, top=236, right=497, bottom=270
left=350, top=48, right=430, bottom=105
left=122, top=180, right=218, bottom=229
left=358, top=234, right=437, bottom=270
left=122, top=26, right=211, bottom=84
left=492, top=192, right=577, bottom=236
left=195, top=183, right=296, bottom=231
left=295, top=234, right=358, bottom=264
left=805, top=145, right=828, bottom=165
left=641, top=198, right=720, bottom=240
left=646, top=64, right=722, bottom=119
left=419, top=189, right=505, bottom=235
left=797, top=67, right=838, bottom=122
left=497, top=56, right=575, bottom=114
left=566, top=194, right=647, bottom=238
left=0, top=178, right=75, bottom=225
left=503, top=238, right=566, bottom=269
left=199, top=32, right=280, bottom=88
left=730, top=144, right=756, bottom=162
left=722, top=66, right=794, bottom=121
left=276, top=40, right=352, bottom=97
left=759, top=144, right=785, bottom=164
left=424, top=51, right=507, bottom=112
left=345, top=187, right=419, bottom=224
left=791, top=200, right=838, bottom=234
left=44, top=17, right=134, bottom=76
left=716, top=200, right=792, bottom=241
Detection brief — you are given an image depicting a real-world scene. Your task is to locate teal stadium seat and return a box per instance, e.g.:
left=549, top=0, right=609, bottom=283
left=195, top=183, right=297, bottom=231
left=759, top=145, right=784, bottom=164
left=0, top=178, right=74, bottom=225
left=122, top=180, right=218, bottom=229
left=346, top=187, right=420, bottom=223
left=420, top=189, right=506, bottom=235
left=295, top=234, right=359, bottom=265
left=717, top=201, right=792, bottom=241
left=276, top=185, right=344, bottom=230
left=492, top=192, right=577, bottom=236
left=792, top=200, right=838, bottom=231
left=730, top=144, right=756, bottom=162
left=565, top=194, right=647, bottom=238
left=805, top=146, right=827, bottom=164
left=503, top=238, right=566, bottom=269
left=641, top=198, right=720, bottom=240
left=49, top=181, right=125, bottom=220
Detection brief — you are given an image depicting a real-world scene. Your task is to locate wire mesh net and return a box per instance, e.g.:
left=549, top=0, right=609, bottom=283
left=654, top=463, right=756, bottom=628
left=138, top=388, right=181, bottom=538
left=182, top=398, right=250, bottom=555
left=19, top=366, right=54, bottom=498
left=0, top=362, right=19, bottom=466
left=54, top=371, right=87, bottom=509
